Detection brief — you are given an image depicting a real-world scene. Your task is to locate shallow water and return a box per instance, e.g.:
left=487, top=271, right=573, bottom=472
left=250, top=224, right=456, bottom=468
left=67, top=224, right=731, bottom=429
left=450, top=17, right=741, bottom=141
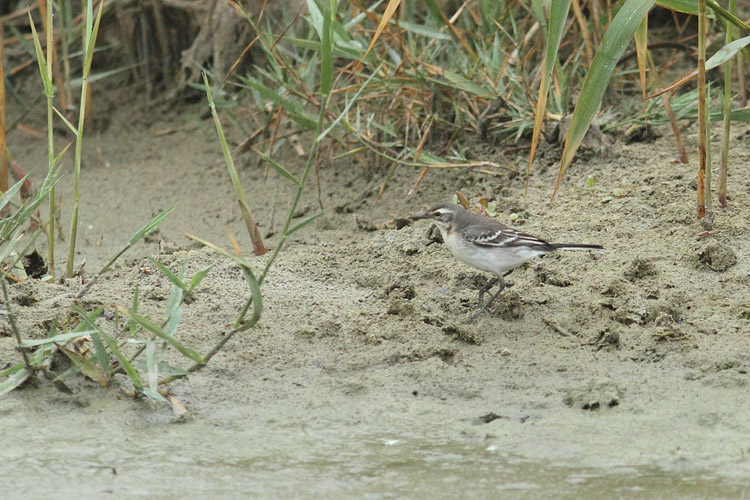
left=4, top=417, right=747, bottom=499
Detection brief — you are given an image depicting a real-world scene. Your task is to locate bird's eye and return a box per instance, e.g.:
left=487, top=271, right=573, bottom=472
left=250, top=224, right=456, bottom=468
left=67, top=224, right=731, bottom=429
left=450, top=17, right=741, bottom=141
left=433, top=210, right=452, bottom=222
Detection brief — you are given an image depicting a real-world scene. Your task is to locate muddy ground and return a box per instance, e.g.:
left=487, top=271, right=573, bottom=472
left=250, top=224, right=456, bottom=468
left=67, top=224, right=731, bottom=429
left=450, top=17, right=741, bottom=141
left=1, top=90, right=750, bottom=498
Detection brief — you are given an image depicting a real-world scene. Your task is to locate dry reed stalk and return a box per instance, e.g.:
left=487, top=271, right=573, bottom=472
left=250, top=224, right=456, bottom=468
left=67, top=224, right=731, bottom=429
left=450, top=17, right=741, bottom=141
left=697, top=0, right=707, bottom=219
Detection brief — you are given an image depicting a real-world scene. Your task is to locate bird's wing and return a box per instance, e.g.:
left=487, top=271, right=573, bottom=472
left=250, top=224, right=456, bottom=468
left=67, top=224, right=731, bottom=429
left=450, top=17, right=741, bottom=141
left=462, top=224, right=553, bottom=249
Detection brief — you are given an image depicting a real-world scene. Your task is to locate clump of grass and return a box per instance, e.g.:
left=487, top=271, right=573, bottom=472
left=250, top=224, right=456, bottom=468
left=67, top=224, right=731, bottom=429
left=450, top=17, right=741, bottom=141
left=222, top=0, right=750, bottom=217
left=1, top=0, right=333, bottom=408
left=1, top=2, right=182, bottom=403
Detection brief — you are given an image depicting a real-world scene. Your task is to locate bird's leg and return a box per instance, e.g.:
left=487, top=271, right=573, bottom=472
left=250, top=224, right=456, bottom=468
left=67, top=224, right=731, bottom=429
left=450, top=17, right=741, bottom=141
left=477, top=278, right=499, bottom=308
left=471, top=271, right=513, bottom=323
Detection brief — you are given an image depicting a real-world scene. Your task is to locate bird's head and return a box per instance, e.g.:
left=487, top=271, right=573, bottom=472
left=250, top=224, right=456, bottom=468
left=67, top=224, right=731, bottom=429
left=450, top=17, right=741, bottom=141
left=410, top=203, right=461, bottom=231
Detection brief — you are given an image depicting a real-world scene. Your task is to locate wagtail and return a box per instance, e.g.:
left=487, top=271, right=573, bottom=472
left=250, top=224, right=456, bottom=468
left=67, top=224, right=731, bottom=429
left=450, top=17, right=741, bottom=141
left=410, top=203, right=603, bottom=321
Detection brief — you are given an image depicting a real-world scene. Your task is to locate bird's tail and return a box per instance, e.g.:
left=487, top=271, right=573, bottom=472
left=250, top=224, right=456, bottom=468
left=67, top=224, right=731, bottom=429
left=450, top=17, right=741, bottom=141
left=552, top=243, right=604, bottom=251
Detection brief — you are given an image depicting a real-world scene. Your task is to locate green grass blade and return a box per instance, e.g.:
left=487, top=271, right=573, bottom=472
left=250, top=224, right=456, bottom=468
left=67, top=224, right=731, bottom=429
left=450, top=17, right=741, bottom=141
left=142, top=387, right=168, bottom=403
left=320, top=0, right=334, bottom=97
left=396, top=20, right=451, bottom=40
left=165, top=306, right=183, bottom=338
left=145, top=341, right=164, bottom=400
left=129, top=205, right=177, bottom=245
left=166, top=265, right=186, bottom=323
left=130, top=285, right=140, bottom=336
left=555, top=0, right=655, bottom=197
left=27, top=14, right=53, bottom=97
left=52, top=106, right=79, bottom=136
left=187, top=264, right=214, bottom=293
left=286, top=209, right=327, bottom=236
left=527, top=0, right=571, bottom=197
left=183, top=232, right=256, bottom=270
left=706, top=34, right=750, bottom=69
left=656, top=0, right=699, bottom=14
left=52, top=140, right=74, bottom=167
left=0, top=367, right=30, bottom=395
left=20, top=330, right=96, bottom=347
left=52, top=365, right=81, bottom=383
left=117, top=307, right=203, bottom=363
left=100, top=330, right=142, bottom=391
left=0, top=176, right=28, bottom=213
left=134, top=360, right=187, bottom=379
left=251, top=149, right=300, bottom=185
left=235, top=266, right=263, bottom=332
left=0, top=362, right=25, bottom=378
left=706, top=0, right=750, bottom=31
left=306, top=0, right=324, bottom=39
left=149, top=257, right=188, bottom=292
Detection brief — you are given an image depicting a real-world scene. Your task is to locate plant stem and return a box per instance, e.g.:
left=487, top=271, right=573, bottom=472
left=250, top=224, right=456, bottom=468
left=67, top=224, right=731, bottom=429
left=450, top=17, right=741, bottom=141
left=719, top=2, right=735, bottom=209
left=696, top=0, right=707, bottom=219
left=43, top=0, right=55, bottom=277
left=66, top=0, right=103, bottom=277
left=2, top=277, right=32, bottom=371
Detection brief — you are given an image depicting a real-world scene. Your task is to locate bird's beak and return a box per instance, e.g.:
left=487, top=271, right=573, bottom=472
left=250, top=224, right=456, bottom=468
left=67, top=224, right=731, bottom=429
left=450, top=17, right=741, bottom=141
left=409, top=212, right=430, bottom=221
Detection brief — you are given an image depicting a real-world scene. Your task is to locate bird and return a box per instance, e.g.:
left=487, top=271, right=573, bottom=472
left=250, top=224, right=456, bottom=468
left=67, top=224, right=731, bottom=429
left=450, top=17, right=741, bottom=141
left=410, top=203, right=603, bottom=322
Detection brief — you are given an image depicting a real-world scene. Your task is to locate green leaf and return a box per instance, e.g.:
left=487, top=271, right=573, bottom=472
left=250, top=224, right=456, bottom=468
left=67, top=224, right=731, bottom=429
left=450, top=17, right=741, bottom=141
left=424, top=0, right=446, bottom=25
left=100, top=330, right=142, bottom=391
left=0, top=176, right=28, bottom=213
left=528, top=0, right=571, bottom=190
left=236, top=265, right=263, bottom=332
left=0, top=368, right=30, bottom=395
left=397, top=20, right=451, bottom=40
left=117, top=307, right=203, bottom=363
left=555, top=0, right=655, bottom=196
left=146, top=341, right=159, bottom=391
left=252, top=149, right=300, bottom=186
left=149, top=258, right=188, bottom=292
left=656, top=0, right=699, bottom=14
left=282, top=37, right=372, bottom=62
left=52, top=140, right=74, bottom=168
left=67, top=66, right=137, bottom=89
left=20, top=330, right=96, bottom=347
left=705, top=35, right=750, bottom=70
left=75, top=305, right=141, bottom=391
left=0, top=231, right=23, bottom=262
left=130, top=285, right=140, bottom=336
left=187, top=264, right=214, bottom=293
left=166, top=289, right=184, bottom=329
left=53, top=106, right=79, bottom=136
left=320, top=0, right=334, bottom=97
left=27, top=14, right=53, bottom=97
left=142, top=387, right=168, bottom=403
left=306, top=0, right=324, bottom=40
left=440, top=70, right=493, bottom=97
left=286, top=209, right=327, bottom=236
left=183, top=232, right=257, bottom=271
left=165, top=306, right=183, bottom=338
left=706, top=0, right=748, bottom=31
left=129, top=205, right=176, bottom=245
left=133, top=360, right=188, bottom=378
left=52, top=365, right=81, bottom=383
left=0, top=362, right=25, bottom=378
left=32, top=318, right=59, bottom=367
